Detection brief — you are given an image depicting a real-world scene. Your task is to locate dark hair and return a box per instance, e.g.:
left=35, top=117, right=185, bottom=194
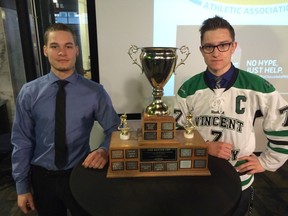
left=44, top=23, right=77, bottom=45
left=199, top=16, right=235, bottom=43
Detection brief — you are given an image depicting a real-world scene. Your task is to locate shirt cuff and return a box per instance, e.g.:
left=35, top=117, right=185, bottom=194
left=16, top=179, right=31, bottom=195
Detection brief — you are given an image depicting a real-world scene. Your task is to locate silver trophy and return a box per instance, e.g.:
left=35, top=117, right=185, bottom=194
left=128, top=45, right=190, bottom=116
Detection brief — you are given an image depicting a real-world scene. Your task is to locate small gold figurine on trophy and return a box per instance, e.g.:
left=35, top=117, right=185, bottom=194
left=184, top=112, right=196, bottom=139
left=118, top=113, right=130, bottom=140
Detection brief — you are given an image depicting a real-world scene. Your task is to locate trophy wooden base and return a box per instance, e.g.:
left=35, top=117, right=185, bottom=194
left=107, top=130, right=210, bottom=178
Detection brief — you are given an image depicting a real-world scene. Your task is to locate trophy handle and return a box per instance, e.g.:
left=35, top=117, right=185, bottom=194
left=128, top=45, right=143, bottom=72
left=175, top=45, right=190, bottom=72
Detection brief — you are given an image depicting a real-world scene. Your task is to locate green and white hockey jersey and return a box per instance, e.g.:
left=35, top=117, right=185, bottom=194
left=176, top=68, right=288, bottom=190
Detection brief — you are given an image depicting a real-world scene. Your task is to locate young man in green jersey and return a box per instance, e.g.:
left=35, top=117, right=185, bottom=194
left=176, top=16, right=288, bottom=216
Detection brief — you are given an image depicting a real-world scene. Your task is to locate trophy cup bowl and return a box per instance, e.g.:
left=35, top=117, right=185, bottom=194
left=128, top=45, right=190, bottom=116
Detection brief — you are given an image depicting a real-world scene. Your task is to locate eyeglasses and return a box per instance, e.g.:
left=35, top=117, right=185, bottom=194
left=201, top=42, right=233, bottom=54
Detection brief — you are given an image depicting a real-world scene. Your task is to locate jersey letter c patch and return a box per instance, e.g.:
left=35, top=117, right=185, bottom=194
left=236, top=95, right=247, bottom=114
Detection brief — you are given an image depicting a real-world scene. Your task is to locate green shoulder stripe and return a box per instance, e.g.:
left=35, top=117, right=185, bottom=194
left=268, top=142, right=288, bottom=154
left=265, top=130, right=288, bottom=137
left=177, top=72, right=207, bottom=98
left=233, top=70, right=275, bottom=93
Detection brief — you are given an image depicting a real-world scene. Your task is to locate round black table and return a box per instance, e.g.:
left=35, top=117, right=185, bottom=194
left=70, top=155, right=241, bottom=216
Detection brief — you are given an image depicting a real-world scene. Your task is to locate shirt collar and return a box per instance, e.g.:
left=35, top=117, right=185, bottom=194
left=48, top=71, right=79, bottom=85
left=205, top=64, right=235, bottom=88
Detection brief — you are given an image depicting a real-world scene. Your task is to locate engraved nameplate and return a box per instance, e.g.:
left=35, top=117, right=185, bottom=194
left=180, top=160, right=192, bottom=169
left=126, top=161, right=138, bottom=170
left=180, top=148, right=193, bottom=157
left=144, top=132, right=157, bottom=140
left=144, top=123, right=157, bottom=130
left=153, top=163, right=165, bottom=171
left=161, top=131, right=174, bottom=139
left=140, top=163, right=152, bottom=172
left=194, top=148, right=207, bottom=157
left=111, top=150, right=124, bottom=159
left=112, top=162, right=124, bottom=171
left=161, top=122, right=174, bottom=130
left=194, top=160, right=207, bottom=168
left=126, top=149, right=138, bottom=159
left=140, top=148, right=177, bottom=162
left=167, top=162, right=178, bottom=171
